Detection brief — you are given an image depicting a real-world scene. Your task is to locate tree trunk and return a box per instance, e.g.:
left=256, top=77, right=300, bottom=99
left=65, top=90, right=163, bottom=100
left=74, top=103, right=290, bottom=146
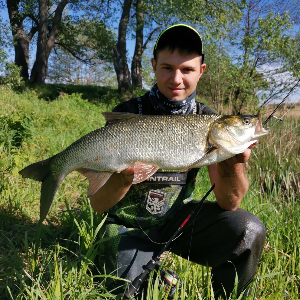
left=131, top=0, right=144, bottom=89
left=30, top=0, right=69, bottom=83
left=30, top=0, right=48, bottom=83
left=6, top=0, right=31, bottom=79
left=112, top=0, right=133, bottom=93
left=233, top=87, right=242, bottom=115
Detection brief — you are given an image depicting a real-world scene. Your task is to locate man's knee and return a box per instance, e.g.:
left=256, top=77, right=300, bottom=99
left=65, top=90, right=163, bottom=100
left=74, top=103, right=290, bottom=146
left=233, top=208, right=266, bottom=253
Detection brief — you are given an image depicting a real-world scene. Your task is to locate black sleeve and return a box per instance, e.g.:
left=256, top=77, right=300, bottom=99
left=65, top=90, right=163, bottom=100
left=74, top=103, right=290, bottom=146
left=197, top=102, right=219, bottom=115
left=112, top=98, right=140, bottom=114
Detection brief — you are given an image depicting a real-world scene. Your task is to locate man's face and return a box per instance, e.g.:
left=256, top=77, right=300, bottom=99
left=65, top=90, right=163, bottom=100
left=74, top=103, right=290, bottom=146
left=151, top=49, right=206, bottom=101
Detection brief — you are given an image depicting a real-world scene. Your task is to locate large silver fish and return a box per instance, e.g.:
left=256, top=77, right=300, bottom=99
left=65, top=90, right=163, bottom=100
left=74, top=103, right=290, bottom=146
left=19, top=112, right=269, bottom=221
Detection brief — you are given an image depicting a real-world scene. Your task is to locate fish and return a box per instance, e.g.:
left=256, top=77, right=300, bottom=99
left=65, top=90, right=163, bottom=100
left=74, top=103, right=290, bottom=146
left=19, top=112, right=269, bottom=221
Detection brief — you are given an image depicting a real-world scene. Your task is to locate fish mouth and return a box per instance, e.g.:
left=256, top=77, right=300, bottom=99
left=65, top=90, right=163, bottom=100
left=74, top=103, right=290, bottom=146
left=222, top=114, right=269, bottom=148
left=255, top=115, right=270, bottom=137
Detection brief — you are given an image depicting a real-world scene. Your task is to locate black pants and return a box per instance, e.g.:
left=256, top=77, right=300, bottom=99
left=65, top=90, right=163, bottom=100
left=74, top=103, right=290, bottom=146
left=100, top=201, right=266, bottom=299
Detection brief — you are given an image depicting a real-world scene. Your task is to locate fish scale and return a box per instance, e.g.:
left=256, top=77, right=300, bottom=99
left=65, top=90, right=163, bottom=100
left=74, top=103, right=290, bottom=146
left=19, top=112, right=269, bottom=222
left=95, top=114, right=220, bottom=170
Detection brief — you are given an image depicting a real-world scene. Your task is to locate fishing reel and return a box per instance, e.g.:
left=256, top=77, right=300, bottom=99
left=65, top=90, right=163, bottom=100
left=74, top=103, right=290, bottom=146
left=120, top=259, right=180, bottom=300
left=153, top=261, right=179, bottom=299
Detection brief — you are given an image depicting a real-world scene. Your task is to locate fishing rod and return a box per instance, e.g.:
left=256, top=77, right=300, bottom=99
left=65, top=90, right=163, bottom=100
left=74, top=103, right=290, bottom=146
left=120, top=184, right=215, bottom=300
left=263, top=79, right=300, bottom=126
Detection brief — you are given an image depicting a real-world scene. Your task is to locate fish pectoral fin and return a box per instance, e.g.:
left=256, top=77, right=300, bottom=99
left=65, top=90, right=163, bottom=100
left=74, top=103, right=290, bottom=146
left=77, top=168, right=112, bottom=197
left=180, top=146, right=218, bottom=172
left=132, top=162, right=159, bottom=184
left=102, top=112, right=140, bottom=124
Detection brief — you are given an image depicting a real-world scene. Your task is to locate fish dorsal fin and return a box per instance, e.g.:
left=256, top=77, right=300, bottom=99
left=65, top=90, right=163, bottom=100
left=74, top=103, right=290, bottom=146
left=180, top=146, right=217, bottom=172
left=132, top=162, right=159, bottom=184
left=77, top=168, right=112, bottom=197
left=102, top=112, right=140, bottom=124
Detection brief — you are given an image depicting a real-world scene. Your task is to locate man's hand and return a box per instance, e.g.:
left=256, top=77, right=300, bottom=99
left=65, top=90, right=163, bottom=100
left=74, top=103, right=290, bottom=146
left=208, top=141, right=258, bottom=211
left=121, top=167, right=135, bottom=185
left=90, top=166, right=135, bottom=213
left=223, top=141, right=258, bottom=165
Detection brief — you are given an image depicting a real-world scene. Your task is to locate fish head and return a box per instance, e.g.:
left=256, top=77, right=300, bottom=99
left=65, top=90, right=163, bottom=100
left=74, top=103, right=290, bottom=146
left=209, top=115, right=269, bottom=154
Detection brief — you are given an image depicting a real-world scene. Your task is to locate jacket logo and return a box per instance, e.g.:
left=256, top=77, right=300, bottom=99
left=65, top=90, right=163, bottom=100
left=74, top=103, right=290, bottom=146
left=146, top=176, right=181, bottom=182
left=143, top=172, right=188, bottom=185
left=146, top=190, right=165, bottom=215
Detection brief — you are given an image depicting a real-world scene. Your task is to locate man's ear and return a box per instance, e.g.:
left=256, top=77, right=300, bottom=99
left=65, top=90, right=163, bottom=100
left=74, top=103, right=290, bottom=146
left=151, top=58, right=157, bottom=72
left=199, top=63, right=206, bottom=79
left=200, top=63, right=206, bottom=75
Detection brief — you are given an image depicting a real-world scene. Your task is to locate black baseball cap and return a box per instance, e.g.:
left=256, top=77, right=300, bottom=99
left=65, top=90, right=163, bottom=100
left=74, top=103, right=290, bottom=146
left=153, top=24, right=204, bottom=62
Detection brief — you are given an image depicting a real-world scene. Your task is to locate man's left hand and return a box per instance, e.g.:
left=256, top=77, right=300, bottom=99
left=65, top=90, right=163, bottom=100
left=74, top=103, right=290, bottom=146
left=224, top=141, right=258, bottom=165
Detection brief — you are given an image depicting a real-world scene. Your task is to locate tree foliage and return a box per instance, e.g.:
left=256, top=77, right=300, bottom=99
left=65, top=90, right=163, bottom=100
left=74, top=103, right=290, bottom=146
left=48, top=46, right=117, bottom=85
left=198, top=0, right=300, bottom=114
left=0, top=12, right=8, bottom=68
left=55, top=10, right=116, bottom=63
left=230, top=0, right=300, bottom=112
left=4, top=0, right=116, bottom=84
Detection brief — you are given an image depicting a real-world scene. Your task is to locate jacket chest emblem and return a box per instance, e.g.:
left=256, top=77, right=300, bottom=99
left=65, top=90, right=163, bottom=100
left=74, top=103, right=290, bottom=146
left=146, top=190, right=165, bottom=215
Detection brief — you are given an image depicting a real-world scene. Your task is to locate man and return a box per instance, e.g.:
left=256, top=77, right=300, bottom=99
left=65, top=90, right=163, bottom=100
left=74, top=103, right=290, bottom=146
left=90, top=24, right=266, bottom=299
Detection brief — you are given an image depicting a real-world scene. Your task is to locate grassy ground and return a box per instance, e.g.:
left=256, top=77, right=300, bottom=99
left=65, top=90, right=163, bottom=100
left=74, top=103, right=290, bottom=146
left=0, top=84, right=299, bottom=299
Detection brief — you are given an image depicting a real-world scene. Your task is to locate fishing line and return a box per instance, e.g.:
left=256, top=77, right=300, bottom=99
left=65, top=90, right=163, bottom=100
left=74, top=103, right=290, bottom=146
left=263, top=78, right=300, bottom=126
left=136, top=193, right=208, bottom=246
left=185, top=195, right=207, bottom=262
left=255, top=107, right=300, bottom=156
left=254, top=123, right=300, bottom=156
left=256, top=82, right=299, bottom=161
left=256, top=81, right=299, bottom=157
left=166, top=193, right=209, bottom=264
left=136, top=218, right=183, bottom=245
left=136, top=183, right=215, bottom=248
left=123, top=185, right=215, bottom=299
left=260, top=78, right=300, bottom=109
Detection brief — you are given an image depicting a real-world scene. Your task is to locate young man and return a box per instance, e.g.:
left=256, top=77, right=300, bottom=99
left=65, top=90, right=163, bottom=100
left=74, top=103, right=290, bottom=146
left=90, top=24, right=266, bottom=299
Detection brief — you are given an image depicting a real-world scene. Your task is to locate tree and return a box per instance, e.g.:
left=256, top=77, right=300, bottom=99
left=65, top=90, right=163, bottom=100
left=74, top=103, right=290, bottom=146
left=199, top=0, right=300, bottom=114
left=131, top=0, right=143, bottom=89
left=197, top=41, right=235, bottom=112
left=5, top=0, right=116, bottom=84
left=112, top=0, right=133, bottom=92
left=48, top=44, right=117, bottom=85
left=6, top=0, right=38, bottom=79
left=45, top=14, right=116, bottom=84
left=5, top=0, right=70, bottom=82
left=29, top=0, right=70, bottom=83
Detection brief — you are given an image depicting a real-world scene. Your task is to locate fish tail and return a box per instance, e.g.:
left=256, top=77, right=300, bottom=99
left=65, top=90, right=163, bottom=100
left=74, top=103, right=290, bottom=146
left=19, top=157, right=63, bottom=222
left=19, top=157, right=53, bottom=181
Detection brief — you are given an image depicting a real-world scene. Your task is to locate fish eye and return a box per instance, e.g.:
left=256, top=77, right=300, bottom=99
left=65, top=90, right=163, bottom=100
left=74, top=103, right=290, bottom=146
left=243, top=117, right=251, bottom=125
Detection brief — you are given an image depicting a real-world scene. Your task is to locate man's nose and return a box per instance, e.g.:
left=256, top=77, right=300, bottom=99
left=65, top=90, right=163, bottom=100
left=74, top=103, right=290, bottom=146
left=170, top=69, right=182, bottom=84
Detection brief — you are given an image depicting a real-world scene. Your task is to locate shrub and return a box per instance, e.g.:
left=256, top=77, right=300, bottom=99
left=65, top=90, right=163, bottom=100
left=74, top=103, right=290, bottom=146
left=0, top=62, right=25, bottom=92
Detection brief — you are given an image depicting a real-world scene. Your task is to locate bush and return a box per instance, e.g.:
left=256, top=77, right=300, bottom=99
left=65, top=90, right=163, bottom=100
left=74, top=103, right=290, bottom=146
left=0, top=62, right=25, bottom=91
left=0, top=112, right=32, bottom=149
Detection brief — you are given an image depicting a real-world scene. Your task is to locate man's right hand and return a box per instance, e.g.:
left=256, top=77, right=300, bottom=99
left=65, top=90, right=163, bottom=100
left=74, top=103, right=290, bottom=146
left=121, top=167, right=135, bottom=185
left=89, top=166, right=135, bottom=213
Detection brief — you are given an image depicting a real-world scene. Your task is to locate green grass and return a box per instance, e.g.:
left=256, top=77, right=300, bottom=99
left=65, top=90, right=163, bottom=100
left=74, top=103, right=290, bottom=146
left=0, top=84, right=299, bottom=299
